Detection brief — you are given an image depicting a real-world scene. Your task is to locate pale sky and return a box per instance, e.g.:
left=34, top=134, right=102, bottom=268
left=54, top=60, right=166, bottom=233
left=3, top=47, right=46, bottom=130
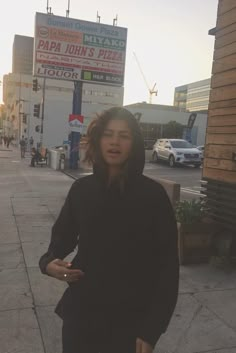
left=0, top=0, right=218, bottom=105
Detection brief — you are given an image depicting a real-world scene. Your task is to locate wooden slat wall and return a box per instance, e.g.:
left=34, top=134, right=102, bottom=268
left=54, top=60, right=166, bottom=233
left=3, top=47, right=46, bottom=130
left=203, top=0, right=236, bottom=184
left=201, top=179, right=236, bottom=231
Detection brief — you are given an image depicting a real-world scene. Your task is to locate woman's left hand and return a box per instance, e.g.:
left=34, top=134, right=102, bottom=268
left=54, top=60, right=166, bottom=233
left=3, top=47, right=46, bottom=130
left=136, top=338, right=153, bottom=353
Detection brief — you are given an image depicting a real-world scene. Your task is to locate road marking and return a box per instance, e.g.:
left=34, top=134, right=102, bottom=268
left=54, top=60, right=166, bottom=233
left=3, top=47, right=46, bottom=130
left=181, top=188, right=201, bottom=195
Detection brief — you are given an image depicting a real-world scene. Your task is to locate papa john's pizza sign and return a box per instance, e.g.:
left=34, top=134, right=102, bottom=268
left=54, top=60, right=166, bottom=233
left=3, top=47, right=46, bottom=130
left=33, top=13, right=127, bottom=86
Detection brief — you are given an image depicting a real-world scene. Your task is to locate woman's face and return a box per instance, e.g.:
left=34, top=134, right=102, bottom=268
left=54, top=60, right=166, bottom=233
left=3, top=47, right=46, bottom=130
left=100, top=119, right=133, bottom=168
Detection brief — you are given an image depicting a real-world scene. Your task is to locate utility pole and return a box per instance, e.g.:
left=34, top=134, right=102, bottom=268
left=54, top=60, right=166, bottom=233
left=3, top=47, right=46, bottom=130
left=96, top=11, right=101, bottom=23
left=113, top=15, right=118, bottom=26
left=40, top=78, right=46, bottom=148
left=69, top=81, right=83, bottom=169
left=46, top=0, right=52, bottom=14
left=66, top=0, right=70, bottom=17
left=18, top=73, right=22, bottom=143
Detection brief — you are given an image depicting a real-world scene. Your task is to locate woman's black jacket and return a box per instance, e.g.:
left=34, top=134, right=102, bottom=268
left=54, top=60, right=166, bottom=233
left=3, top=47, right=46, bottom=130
left=39, top=171, right=179, bottom=348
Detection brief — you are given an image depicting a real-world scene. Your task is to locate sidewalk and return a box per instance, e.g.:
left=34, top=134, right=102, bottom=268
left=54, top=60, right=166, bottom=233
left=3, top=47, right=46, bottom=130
left=0, top=147, right=236, bottom=353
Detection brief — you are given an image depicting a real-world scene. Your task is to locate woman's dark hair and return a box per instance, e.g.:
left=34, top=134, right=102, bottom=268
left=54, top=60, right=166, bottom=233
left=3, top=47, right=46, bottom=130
left=84, top=107, right=144, bottom=170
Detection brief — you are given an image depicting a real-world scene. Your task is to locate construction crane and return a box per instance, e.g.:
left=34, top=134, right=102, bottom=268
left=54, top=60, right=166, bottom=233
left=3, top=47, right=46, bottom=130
left=133, top=52, right=158, bottom=104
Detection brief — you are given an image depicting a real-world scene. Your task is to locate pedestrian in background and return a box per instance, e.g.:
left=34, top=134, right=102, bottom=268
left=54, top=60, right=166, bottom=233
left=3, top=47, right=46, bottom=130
left=6, top=136, right=13, bottom=148
left=25, top=137, right=28, bottom=151
left=19, top=135, right=26, bottom=158
left=6, top=136, right=9, bottom=148
left=29, top=136, right=34, bottom=150
left=39, top=107, right=179, bottom=353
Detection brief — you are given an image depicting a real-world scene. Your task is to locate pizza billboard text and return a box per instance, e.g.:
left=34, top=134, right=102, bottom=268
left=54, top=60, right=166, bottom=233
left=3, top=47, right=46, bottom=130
left=34, top=13, right=127, bottom=86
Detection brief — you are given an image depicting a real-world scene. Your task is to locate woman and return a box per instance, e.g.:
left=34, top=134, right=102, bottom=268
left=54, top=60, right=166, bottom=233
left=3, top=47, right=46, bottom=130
left=39, top=107, right=179, bottom=353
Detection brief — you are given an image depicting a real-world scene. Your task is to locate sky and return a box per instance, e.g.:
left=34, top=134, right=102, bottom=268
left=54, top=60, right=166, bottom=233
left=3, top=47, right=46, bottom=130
left=0, top=0, right=218, bottom=106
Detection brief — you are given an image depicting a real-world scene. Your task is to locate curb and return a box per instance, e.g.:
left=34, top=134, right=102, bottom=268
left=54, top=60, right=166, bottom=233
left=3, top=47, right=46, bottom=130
left=62, top=170, right=78, bottom=180
left=62, top=168, right=92, bottom=180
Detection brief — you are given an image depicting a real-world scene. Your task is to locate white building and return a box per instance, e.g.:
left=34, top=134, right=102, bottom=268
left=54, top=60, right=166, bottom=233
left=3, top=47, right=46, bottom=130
left=3, top=73, right=123, bottom=147
left=124, top=103, right=208, bottom=146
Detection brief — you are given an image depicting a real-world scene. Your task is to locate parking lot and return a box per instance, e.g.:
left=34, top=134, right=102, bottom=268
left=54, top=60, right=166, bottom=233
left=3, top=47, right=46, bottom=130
left=144, top=160, right=203, bottom=201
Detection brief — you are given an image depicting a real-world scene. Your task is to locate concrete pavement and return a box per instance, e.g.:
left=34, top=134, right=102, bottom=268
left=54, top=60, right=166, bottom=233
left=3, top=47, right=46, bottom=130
left=0, top=146, right=236, bottom=353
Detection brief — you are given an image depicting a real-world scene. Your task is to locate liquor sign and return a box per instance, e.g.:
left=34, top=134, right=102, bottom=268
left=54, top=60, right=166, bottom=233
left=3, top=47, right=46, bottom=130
left=33, top=13, right=127, bottom=86
left=69, top=114, right=84, bottom=133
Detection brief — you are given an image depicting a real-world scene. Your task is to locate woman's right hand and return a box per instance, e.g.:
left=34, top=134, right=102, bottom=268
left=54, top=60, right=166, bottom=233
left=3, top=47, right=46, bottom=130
left=46, top=258, right=85, bottom=282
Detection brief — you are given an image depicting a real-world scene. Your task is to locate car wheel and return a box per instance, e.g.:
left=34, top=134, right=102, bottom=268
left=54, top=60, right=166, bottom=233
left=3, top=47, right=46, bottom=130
left=152, top=151, right=158, bottom=163
left=194, top=164, right=201, bottom=168
left=169, top=155, right=175, bottom=167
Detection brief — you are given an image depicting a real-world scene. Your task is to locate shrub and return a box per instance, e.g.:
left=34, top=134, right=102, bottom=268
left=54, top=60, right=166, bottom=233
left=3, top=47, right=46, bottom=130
left=175, top=199, right=207, bottom=225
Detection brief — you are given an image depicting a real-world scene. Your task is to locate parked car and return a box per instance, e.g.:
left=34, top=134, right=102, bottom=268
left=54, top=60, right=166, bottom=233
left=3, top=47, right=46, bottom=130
left=197, top=145, right=205, bottom=161
left=152, top=139, right=202, bottom=168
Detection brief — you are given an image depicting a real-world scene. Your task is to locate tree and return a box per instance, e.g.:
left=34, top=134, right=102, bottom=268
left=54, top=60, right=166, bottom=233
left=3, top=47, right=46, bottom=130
left=0, top=104, right=6, bottom=130
left=162, top=121, right=184, bottom=138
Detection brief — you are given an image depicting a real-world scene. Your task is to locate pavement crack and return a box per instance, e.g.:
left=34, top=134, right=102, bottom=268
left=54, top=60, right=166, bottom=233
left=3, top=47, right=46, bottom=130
left=173, top=302, right=203, bottom=353
left=193, top=293, right=236, bottom=334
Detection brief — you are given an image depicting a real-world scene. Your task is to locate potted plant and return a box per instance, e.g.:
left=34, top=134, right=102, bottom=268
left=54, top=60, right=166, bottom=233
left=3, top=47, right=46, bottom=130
left=175, top=199, right=216, bottom=265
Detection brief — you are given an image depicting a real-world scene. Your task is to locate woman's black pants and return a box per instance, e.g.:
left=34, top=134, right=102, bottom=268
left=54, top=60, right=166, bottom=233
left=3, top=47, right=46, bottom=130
left=62, top=318, right=137, bottom=353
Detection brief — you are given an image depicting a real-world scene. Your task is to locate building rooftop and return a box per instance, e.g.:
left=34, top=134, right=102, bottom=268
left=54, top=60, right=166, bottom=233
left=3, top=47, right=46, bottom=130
left=124, top=102, right=187, bottom=112
left=175, top=78, right=211, bottom=90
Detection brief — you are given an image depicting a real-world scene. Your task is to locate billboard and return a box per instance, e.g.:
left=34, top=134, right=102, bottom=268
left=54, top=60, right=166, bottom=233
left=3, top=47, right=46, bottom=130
left=33, top=13, right=127, bottom=86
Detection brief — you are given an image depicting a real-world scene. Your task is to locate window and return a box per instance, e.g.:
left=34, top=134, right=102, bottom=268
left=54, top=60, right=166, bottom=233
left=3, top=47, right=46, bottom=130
left=164, top=141, right=170, bottom=148
left=170, top=140, right=193, bottom=148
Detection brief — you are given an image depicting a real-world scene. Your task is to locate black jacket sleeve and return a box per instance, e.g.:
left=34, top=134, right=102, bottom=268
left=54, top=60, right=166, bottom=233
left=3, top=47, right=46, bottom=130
left=138, top=184, right=179, bottom=347
left=39, top=181, right=80, bottom=274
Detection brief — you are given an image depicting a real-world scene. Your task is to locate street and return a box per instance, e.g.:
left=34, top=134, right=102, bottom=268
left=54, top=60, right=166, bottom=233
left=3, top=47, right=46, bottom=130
left=73, top=158, right=203, bottom=201
left=144, top=161, right=203, bottom=200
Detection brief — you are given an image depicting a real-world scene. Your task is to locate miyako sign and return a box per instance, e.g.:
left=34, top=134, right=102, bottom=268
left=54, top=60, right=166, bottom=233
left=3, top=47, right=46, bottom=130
left=33, top=13, right=127, bottom=86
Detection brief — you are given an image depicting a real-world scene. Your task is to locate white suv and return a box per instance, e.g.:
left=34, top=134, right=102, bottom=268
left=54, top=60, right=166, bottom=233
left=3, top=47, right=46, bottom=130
left=152, top=139, right=202, bottom=168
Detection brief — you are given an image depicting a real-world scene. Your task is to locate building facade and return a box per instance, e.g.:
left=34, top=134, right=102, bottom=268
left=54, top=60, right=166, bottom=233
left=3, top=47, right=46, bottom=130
left=12, top=35, right=34, bottom=75
left=202, top=0, right=236, bottom=233
left=173, top=84, right=188, bottom=111
left=3, top=73, right=123, bottom=147
left=174, top=78, right=211, bottom=112
left=124, top=102, right=207, bottom=147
